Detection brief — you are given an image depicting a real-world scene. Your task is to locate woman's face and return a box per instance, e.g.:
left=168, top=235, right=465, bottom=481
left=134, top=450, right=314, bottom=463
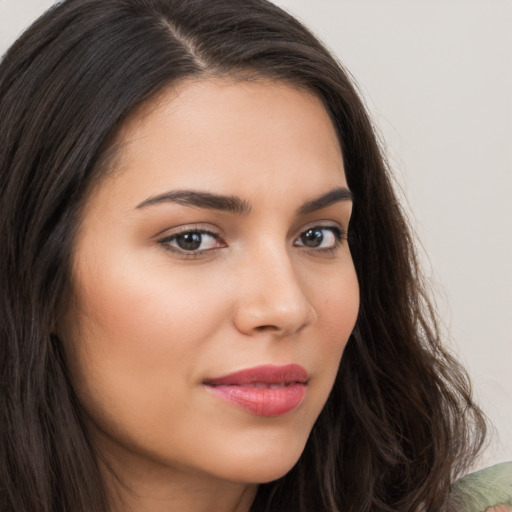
left=60, top=79, right=359, bottom=489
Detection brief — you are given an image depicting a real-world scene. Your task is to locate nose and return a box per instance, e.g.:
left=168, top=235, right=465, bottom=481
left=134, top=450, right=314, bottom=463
left=232, top=244, right=317, bottom=337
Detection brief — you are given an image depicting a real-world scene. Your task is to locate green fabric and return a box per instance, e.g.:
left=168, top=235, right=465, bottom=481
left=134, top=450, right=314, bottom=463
left=449, top=462, right=512, bottom=511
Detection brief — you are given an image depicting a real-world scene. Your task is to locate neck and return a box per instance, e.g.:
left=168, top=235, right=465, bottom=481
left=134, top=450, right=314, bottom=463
left=108, top=477, right=257, bottom=512
left=96, top=441, right=258, bottom=512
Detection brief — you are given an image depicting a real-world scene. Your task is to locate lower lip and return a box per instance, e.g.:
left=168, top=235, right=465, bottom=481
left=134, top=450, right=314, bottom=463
left=205, top=383, right=307, bottom=417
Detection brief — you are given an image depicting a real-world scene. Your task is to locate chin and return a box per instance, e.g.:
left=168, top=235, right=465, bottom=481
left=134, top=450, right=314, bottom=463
left=212, top=435, right=307, bottom=484
left=221, top=459, right=301, bottom=485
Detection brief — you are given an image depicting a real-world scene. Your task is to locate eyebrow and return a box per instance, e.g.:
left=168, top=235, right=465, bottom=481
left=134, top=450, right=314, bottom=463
left=136, top=190, right=252, bottom=214
left=298, top=186, right=353, bottom=215
left=135, top=186, right=352, bottom=215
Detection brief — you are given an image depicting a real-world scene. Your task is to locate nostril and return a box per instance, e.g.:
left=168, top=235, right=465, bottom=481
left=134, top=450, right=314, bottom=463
left=254, top=325, right=279, bottom=332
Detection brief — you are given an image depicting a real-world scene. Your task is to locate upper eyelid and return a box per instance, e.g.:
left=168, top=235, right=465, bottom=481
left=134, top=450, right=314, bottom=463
left=157, top=222, right=345, bottom=238
left=156, top=223, right=223, bottom=240
left=294, top=220, right=346, bottom=237
left=157, top=220, right=346, bottom=236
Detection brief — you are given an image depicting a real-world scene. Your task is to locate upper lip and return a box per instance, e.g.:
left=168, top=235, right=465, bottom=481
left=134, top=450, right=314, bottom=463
left=204, top=364, right=309, bottom=386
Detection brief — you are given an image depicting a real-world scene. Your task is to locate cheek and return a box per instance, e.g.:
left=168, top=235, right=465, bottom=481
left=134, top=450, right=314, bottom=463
left=312, top=257, right=359, bottom=341
left=316, top=264, right=359, bottom=381
left=73, top=247, right=228, bottom=352
left=61, top=250, right=231, bottom=426
left=323, top=278, right=359, bottom=347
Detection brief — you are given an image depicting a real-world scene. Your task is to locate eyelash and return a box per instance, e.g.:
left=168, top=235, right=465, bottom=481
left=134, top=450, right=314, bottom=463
left=158, top=227, right=223, bottom=258
left=158, top=225, right=348, bottom=259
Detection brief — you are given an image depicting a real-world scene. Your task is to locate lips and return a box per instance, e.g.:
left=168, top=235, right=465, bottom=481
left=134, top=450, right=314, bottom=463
left=203, top=364, right=308, bottom=417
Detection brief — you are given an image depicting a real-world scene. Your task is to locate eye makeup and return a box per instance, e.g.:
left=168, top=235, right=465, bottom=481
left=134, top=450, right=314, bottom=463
left=157, top=222, right=349, bottom=260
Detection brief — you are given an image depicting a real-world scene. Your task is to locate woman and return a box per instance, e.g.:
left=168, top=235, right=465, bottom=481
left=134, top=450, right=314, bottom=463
left=0, top=0, right=496, bottom=511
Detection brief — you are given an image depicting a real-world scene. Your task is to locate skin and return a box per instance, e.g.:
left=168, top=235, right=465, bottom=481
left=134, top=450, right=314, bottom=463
left=59, top=79, right=360, bottom=512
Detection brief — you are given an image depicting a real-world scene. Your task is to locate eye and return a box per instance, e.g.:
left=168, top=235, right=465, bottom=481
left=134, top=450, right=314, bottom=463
left=159, top=229, right=225, bottom=255
left=294, top=226, right=345, bottom=250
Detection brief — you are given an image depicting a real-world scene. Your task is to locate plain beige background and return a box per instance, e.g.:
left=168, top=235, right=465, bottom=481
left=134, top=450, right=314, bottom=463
left=1, top=0, right=511, bottom=469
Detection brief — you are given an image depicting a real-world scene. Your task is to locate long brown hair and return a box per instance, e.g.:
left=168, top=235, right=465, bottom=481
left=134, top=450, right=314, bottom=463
left=0, top=1, right=486, bottom=511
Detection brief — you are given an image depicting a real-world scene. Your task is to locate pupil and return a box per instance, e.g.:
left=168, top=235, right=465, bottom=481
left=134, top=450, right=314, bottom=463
left=177, top=232, right=202, bottom=251
left=302, top=228, right=323, bottom=247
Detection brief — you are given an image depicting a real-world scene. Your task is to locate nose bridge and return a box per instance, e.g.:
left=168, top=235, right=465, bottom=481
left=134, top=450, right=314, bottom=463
left=233, top=236, right=316, bottom=335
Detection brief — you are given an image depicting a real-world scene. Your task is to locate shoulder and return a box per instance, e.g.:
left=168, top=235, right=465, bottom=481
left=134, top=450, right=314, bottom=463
left=448, top=462, right=512, bottom=512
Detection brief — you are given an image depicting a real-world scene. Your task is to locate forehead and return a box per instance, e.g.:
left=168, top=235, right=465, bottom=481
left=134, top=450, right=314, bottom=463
left=90, top=78, right=347, bottom=211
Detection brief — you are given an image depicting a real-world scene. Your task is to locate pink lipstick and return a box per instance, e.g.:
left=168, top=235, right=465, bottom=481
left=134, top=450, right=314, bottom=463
left=203, top=364, right=308, bottom=417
